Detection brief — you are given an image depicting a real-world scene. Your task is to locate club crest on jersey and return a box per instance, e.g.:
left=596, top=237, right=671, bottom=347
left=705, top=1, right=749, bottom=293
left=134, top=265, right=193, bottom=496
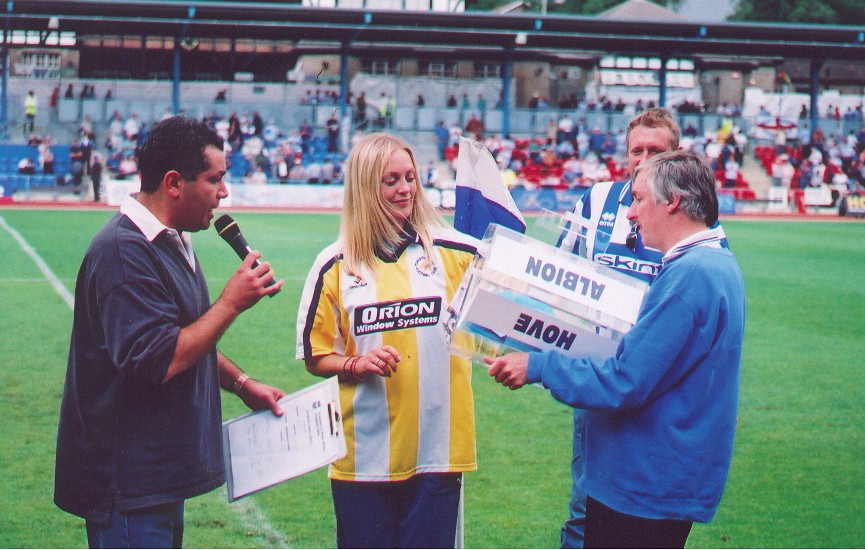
left=354, top=297, right=442, bottom=335
left=348, top=275, right=367, bottom=289
left=415, top=256, right=437, bottom=277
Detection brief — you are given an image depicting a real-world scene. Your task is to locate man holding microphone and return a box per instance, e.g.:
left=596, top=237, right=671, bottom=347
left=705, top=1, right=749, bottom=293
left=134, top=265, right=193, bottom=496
left=55, top=116, right=285, bottom=548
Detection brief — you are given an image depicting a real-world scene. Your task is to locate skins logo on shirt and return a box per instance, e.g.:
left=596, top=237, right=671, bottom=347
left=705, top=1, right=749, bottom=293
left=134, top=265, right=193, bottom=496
left=414, top=256, right=437, bottom=277
left=353, top=297, right=442, bottom=335
left=595, top=253, right=661, bottom=278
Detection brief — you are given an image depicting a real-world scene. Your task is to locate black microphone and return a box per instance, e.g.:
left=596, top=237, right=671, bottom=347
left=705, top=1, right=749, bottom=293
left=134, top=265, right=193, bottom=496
left=214, top=214, right=279, bottom=295
left=626, top=224, right=640, bottom=251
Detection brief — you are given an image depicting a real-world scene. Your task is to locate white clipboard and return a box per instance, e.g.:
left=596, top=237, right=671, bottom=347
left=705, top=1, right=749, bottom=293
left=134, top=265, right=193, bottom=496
left=222, top=377, right=345, bottom=502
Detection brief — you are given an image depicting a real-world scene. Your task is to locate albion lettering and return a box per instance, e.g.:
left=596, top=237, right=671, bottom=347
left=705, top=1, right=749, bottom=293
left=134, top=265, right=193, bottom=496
left=525, top=256, right=607, bottom=301
left=354, top=297, right=442, bottom=335
left=513, top=313, right=576, bottom=350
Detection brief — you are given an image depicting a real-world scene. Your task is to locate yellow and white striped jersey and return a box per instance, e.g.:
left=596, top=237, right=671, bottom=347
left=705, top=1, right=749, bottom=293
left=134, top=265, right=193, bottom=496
left=296, top=227, right=478, bottom=482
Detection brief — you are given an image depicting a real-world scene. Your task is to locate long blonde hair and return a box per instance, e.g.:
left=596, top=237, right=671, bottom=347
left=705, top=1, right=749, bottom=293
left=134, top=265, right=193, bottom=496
left=340, top=133, right=445, bottom=276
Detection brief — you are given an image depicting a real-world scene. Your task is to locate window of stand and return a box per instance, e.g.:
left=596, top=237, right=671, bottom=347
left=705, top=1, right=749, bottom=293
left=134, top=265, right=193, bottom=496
left=15, top=51, right=63, bottom=78
left=421, top=61, right=457, bottom=78
left=360, top=58, right=400, bottom=76
left=473, top=62, right=501, bottom=79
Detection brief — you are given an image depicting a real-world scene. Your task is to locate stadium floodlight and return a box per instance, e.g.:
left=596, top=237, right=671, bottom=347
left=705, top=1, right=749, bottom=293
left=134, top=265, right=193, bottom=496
left=515, top=32, right=527, bottom=45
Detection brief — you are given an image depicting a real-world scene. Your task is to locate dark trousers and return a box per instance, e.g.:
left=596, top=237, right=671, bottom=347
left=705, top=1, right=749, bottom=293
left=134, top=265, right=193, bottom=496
left=584, top=496, right=692, bottom=549
left=85, top=501, right=184, bottom=549
left=331, top=473, right=462, bottom=549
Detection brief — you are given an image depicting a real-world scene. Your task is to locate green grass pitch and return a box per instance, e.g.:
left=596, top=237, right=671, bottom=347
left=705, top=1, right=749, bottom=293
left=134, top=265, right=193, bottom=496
left=0, top=208, right=863, bottom=548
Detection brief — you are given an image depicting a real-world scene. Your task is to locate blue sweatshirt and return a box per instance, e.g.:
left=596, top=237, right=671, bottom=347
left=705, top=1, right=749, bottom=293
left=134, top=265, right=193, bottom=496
left=527, top=243, right=746, bottom=522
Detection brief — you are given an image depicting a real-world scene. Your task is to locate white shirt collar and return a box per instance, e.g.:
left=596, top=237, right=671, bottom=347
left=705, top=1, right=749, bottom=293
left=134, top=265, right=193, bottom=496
left=120, top=194, right=196, bottom=271
left=662, top=227, right=724, bottom=264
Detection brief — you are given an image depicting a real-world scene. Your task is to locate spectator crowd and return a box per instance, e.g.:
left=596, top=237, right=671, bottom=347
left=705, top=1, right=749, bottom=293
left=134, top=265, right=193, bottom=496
left=12, top=85, right=865, bottom=208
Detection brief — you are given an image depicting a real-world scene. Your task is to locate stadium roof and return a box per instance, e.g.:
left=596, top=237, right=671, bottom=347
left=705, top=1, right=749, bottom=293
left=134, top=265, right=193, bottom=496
left=4, top=0, right=865, bottom=63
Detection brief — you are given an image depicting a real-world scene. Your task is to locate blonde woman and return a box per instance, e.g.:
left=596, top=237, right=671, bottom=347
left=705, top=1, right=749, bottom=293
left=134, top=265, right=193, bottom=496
left=296, top=133, right=478, bottom=548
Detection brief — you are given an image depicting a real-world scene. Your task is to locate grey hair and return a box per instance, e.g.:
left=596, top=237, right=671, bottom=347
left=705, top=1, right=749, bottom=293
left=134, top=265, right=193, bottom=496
left=634, top=149, right=719, bottom=226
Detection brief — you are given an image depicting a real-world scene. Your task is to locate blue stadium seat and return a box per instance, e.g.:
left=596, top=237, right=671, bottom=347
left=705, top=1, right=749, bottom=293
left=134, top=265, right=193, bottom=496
left=313, top=136, right=328, bottom=153
left=228, top=151, right=251, bottom=180
left=34, top=174, right=55, bottom=187
left=0, top=144, right=41, bottom=174
left=51, top=145, right=72, bottom=175
left=0, top=174, right=16, bottom=193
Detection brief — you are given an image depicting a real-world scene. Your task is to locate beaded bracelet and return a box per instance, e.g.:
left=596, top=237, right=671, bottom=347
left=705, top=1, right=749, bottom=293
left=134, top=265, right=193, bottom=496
left=339, top=355, right=367, bottom=382
left=341, top=355, right=356, bottom=379
left=349, top=356, right=363, bottom=381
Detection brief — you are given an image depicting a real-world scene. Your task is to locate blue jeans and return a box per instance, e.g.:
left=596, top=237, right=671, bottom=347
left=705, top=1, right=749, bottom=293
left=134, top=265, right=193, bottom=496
left=561, top=409, right=586, bottom=549
left=331, top=473, right=462, bottom=549
left=85, top=501, right=184, bottom=549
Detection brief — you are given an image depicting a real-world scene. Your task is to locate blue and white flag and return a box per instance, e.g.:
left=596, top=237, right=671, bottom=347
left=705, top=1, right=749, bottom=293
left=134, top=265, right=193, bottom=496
left=454, top=137, right=526, bottom=240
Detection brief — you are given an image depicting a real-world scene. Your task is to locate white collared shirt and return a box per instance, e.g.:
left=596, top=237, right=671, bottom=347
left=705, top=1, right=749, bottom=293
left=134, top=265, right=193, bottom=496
left=662, top=227, right=725, bottom=265
left=120, top=194, right=196, bottom=271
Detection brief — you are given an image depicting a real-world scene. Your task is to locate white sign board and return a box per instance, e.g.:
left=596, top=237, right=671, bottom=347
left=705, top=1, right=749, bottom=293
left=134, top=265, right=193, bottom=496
left=459, top=287, right=620, bottom=360
left=483, top=228, right=647, bottom=327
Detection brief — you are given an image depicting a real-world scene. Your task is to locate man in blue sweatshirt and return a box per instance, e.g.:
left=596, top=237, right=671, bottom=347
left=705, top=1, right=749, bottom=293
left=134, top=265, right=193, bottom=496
left=486, top=149, right=745, bottom=548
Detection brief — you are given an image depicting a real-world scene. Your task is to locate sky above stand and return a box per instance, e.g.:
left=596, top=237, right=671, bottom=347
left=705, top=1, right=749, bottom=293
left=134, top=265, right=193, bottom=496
left=675, top=0, right=735, bottom=22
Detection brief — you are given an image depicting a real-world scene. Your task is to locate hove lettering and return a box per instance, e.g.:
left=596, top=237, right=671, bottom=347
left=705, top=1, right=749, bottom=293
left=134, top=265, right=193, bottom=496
left=513, top=313, right=577, bottom=350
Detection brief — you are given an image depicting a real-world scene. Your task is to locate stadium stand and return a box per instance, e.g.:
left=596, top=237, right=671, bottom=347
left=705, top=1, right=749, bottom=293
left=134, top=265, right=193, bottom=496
left=0, top=143, right=72, bottom=194
left=0, top=0, right=852, bottom=214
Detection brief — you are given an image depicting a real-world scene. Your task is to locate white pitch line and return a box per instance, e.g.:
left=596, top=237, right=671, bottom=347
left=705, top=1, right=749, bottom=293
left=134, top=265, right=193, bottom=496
left=0, top=212, right=290, bottom=548
left=0, top=214, right=74, bottom=309
left=224, top=488, right=295, bottom=548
